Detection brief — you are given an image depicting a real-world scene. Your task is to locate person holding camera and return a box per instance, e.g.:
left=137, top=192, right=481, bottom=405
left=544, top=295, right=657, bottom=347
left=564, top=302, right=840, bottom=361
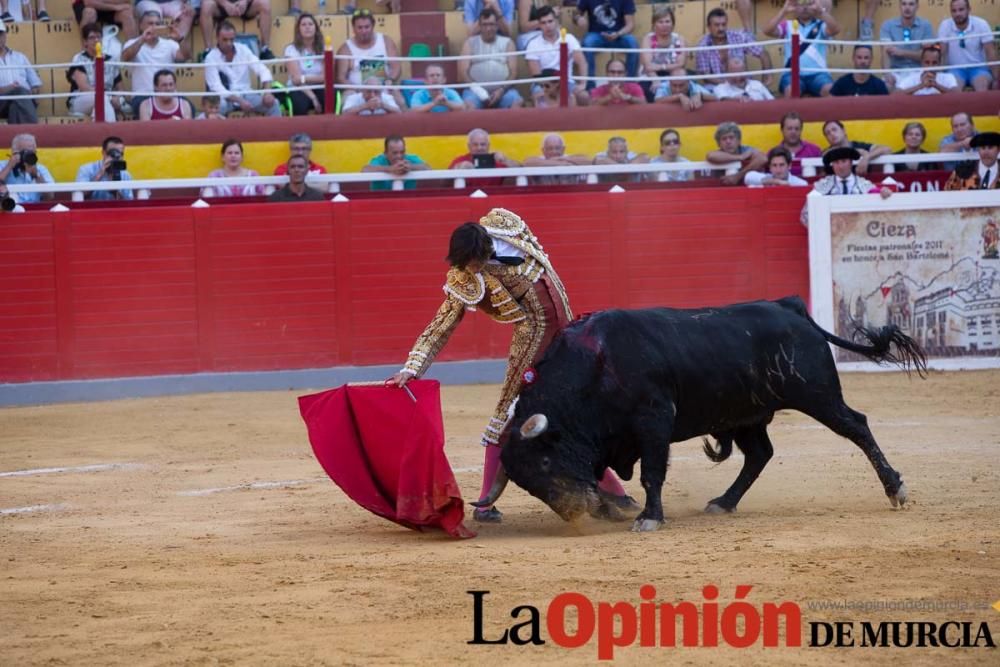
left=75, top=136, right=134, bottom=201
left=0, top=179, right=26, bottom=214
left=0, top=134, right=54, bottom=204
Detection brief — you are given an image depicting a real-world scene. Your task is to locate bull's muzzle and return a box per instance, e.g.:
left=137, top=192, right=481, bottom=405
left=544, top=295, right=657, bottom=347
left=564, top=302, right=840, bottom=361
left=519, top=413, right=548, bottom=439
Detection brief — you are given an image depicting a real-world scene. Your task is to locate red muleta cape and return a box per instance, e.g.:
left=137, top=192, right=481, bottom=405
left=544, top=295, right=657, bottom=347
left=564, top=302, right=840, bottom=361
left=298, top=380, right=475, bottom=538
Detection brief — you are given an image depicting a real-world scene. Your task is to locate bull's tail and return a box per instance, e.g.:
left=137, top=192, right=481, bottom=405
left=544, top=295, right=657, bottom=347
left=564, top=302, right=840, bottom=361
left=779, top=296, right=928, bottom=378
left=702, top=435, right=733, bottom=463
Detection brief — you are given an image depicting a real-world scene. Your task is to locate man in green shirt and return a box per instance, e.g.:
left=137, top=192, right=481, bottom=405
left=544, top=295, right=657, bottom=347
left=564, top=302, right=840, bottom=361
left=362, top=135, right=431, bottom=191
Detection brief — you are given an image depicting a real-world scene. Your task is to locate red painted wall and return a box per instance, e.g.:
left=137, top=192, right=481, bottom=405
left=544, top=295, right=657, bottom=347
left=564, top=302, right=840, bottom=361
left=0, top=187, right=809, bottom=383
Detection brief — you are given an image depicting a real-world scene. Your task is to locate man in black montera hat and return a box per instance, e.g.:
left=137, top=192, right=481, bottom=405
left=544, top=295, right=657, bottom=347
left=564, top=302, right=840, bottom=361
left=944, top=132, right=1000, bottom=191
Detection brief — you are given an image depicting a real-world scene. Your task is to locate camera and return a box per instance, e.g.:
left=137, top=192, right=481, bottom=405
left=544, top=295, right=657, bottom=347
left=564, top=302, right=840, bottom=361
left=12, top=149, right=37, bottom=176
left=106, top=148, right=127, bottom=179
left=1, top=194, right=17, bottom=212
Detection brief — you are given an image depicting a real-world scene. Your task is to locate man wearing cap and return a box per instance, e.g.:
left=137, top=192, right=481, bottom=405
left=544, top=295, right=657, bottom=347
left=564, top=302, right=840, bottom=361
left=813, top=146, right=894, bottom=197
left=944, top=132, right=1000, bottom=190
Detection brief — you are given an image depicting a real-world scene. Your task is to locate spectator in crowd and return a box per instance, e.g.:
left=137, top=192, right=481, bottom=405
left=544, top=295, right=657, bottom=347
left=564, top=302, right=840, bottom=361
left=336, top=8, right=401, bottom=90
left=893, top=45, right=959, bottom=95
left=464, top=0, right=513, bottom=36
left=196, top=95, right=224, bottom=119
left=122, top=11, right=188, bottom=116
left=0, top=178, right=25, bottom=213
left=745, top=147, right=808, bottom=187
left=590, top=58, right=645, bottom=105
left=530, top=71, right=565, bottom=108
left=362, top=134, right=430, bottom=191
left=199, top=0, right=273, bottom=62
left=879, top=0, right=934, bottom=90
left=515, top=0, right=562, bottom=49
left=7, top=0, right=50, bottom=23
left=205, top=20, right=280, bottom=117
left=944, top=131, right=1000, bottom=190
left=268, top=155, right=326, bottom=202
left=649, top=128, right=694, bottom=182
left=653, top=66, right=714, bottom=110
left=138, top=70, right=193, bottom=120
left=830, top=45, right=889, bottom=96
left=713, top=57, right=775, bottom=101
left=72, top=0, right=137, bottom=40
left=774, top=111, right=823, bottom=176
left=813, top=146, right=894, bottom=197
left=525, top=7, right=589, bottom=106
left=574, top=0, right=639, bottom=89
left=522, top=133, right=591, bottom=184
left=341, top=76, right=402, bottom=115
left=274, top=133, right=326, bottom=177
left=67, top=22, right=121, bottom=122
left=822, top=120, right=891, bottom=176
left=0, top=133, right=53, bottom=203
left=449, top=128, right=518, bottom=187
left=764, top=0, right=840, bottom=98
left=939, top=111, right=978, bottom=170
left=893, top=121, right=940, bottom=172
left=203, top=139, right=265, bottom=198
left=937, top=0, right=996, bottom=92
left=696, top=7, right=772, bottom=91
left=639, top=5, right=687, bottom=102
left=458, top=8, right=523, bottom=110
left=283, top=12, right=327, bottom=115
left=0, top=22, right=40, bottom=124
left=409, top=65, right=464, bottom=113
left=135, top=0, right=195, bottom=41
left=75, top=136, right=133, bottom=201
left=594, top=136, right=649, bottom=183
left=706, top=121, right=767, bottom=185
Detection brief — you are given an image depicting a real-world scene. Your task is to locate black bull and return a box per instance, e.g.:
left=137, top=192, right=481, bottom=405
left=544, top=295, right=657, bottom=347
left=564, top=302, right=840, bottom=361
left=475, top=296, right=927, bottom=532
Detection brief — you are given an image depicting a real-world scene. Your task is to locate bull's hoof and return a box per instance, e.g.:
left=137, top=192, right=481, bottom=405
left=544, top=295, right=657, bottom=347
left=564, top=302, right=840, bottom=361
left=631, top=518, right=664, bottom=532
left=889, top=482, right=909, bottom=508
left=705, top=502, right=735, bottom=514
left=593, top=491, right=641, bottom=522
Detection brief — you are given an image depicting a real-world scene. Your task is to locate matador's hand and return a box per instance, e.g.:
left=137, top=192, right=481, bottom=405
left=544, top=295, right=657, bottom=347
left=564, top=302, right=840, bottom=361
left=388, top=372, right=411, bottom=387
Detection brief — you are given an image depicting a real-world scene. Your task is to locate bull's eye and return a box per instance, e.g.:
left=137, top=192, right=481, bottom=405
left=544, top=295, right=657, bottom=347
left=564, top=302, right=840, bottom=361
left=540, top=456, right=551, bottom=472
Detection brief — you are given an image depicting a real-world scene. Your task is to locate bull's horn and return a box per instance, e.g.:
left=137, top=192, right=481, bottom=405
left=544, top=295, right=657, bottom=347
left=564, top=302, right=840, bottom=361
left=519, top=414, right=549, bottom=439
left=471, top=465, right=508, bottom=507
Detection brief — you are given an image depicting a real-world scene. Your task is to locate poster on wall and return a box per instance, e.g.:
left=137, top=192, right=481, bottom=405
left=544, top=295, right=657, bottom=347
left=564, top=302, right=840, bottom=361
left=807, top=190, right=1000, bottom=371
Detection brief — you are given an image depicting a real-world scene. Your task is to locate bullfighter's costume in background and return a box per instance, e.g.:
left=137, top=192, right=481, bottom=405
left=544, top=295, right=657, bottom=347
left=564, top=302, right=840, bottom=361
left=400, top=208, right=571, bottom=446
left=399, top=208, right=628, bottom=516
left=944, top=132, right=1000, bottom=191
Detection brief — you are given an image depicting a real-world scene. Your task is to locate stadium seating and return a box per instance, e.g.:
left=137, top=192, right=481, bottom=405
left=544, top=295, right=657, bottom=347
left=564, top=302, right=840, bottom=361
left=11, top=0, right=998, bottom=123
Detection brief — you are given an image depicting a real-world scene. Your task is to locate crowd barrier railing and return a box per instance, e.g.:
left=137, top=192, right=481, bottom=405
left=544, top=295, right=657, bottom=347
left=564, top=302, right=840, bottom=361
left=2, top=28, right=997, bottom=121
left=6, top=151, right=965, bottom=202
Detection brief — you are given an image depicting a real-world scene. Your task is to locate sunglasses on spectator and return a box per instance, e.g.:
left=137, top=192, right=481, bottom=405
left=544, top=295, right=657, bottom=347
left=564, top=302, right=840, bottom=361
left=958, top=30, right=966, bottom=49
left=902, top=28, right=911, bottom=41
left=353, top=8, right=372, bottom=17
left=662, top=138, right=680, bottom=146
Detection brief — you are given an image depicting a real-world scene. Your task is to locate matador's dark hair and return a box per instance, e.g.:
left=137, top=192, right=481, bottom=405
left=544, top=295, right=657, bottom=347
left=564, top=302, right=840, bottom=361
left=446, top=222, right=493, bottom=268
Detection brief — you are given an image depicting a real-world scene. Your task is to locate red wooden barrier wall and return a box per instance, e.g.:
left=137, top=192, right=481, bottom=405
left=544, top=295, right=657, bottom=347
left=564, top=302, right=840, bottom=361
left=0, top=187, right=809, bottom=383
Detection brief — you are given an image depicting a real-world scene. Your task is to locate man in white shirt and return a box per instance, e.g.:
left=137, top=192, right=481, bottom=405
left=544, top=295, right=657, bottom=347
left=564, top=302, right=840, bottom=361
left=813, top=146, right=893, bottom=197
left=121, top=11, right=189, bottom=117
left=893, top=45, right=959, bottom=95
left=524, top=6, right=590, bottom=106
left=204, top=20, right=280, bottom=117
left=340, top=76, right=402, bottom=115
left=0, top=22, right=41, bottom=124
left=937, top=0, right=997, bottom=92
left=745, top=147, right=807, bottom=186
left=712, top=57, right=774, bottom=102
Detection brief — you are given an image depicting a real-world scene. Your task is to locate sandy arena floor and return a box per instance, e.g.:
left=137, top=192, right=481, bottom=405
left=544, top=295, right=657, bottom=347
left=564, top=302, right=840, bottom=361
left=1, top=370, right=998, bottom=665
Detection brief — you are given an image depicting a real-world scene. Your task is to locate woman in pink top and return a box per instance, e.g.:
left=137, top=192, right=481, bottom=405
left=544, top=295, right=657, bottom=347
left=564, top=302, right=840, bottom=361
left=203, top=139, right=264, bottom=198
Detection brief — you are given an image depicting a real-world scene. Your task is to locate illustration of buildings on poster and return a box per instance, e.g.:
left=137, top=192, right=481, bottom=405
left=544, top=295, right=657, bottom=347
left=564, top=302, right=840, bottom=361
left=830, top=207, right=1000, bottom=361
